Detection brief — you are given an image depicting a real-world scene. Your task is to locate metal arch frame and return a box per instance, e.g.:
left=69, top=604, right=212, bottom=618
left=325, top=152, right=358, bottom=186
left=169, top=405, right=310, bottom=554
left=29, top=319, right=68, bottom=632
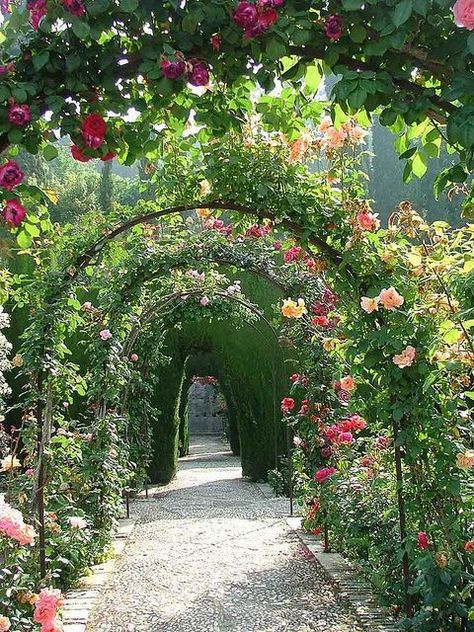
left=34, top=200, right=341, bottom=579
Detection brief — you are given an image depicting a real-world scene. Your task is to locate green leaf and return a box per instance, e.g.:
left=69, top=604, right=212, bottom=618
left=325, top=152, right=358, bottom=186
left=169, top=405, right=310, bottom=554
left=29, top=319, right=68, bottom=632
left=266, top=38, right=286, bottom=60
left=393, top=0, right=413, bottom=27
left=24, top=223, right=40, bottom=237
left=350, top=25, right=367, bottom=43
left=33, top=51, right=50, bottom=71
left=71, top=18, right=91, bottom=40
left=468, top=33, right=474, bottom=55
left=8, top=128, right=23, bottom=144
left=43, top=144, right=58, bottom=161
left=16, top=231, right=33, bottom=249
left=181, top=11, right=201, bottom=34
left=304, top=65, right=321, bottom=94
left=120, top=0, right=138, bottom=11
left=342, top=0, right=364, bottom=9
left=11, top=87, right=27, bottom=102
left=412, top=152, right=427, bottom=178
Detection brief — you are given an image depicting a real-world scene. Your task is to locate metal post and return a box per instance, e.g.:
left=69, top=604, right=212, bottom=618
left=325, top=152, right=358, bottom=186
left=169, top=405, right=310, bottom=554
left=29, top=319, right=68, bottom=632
left=125, top=490, right=130, bottom=519
left=324, top=511, right=330, bottom=553
left=392, top=419, right=413, bottom=618
left=145, top=482, right=149, bottom=499
left=36, top=372, right=47, bottom=580
left=286, top=425, right=293, bottom=516
left=272, top=355, right=278, bottom=470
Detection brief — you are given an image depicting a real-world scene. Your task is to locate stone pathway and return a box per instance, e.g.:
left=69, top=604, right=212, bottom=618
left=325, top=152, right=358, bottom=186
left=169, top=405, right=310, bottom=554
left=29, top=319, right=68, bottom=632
left=86, top=435, right=365, bottom=632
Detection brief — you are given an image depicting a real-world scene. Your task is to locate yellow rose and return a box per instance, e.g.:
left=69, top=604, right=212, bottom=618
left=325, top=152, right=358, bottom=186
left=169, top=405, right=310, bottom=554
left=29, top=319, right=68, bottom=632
left=196, top=208, right=213, bottom=219
left=0, top=454, right=21, bottom=472
left=281, top=298, right=306, bottom=319
left=12, top=354, right=23, bottom=368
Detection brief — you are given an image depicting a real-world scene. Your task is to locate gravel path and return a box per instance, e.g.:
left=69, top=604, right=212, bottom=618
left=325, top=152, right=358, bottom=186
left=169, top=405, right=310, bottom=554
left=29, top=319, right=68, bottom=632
left=86, top=435, right=364, bottom=632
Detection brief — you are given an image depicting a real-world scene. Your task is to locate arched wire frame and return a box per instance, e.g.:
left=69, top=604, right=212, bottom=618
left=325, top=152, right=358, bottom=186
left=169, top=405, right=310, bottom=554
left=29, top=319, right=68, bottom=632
left=35, top=201, right=420, bottom=617
left=112, top=287, right=289, bottom=492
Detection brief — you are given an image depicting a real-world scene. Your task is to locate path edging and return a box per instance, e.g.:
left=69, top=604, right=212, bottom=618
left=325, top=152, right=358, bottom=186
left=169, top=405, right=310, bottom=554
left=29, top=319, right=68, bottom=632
left=62, top=517, right=137, bottom=632
left=257, top=482, right=401, bottom=632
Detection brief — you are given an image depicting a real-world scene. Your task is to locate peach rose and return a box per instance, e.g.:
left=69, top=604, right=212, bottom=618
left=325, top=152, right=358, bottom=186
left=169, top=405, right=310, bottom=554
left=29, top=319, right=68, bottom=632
left=340, top=375, right=355, bottom=391
left=0, top=616, right=11, bottom=631
left=360, top=296, right=379, bottom=313
left=393, top=345, right=416, bottom=368
left=378, top=287, right=404, bottom=310
left=457, top=450, right=474, bottom=468
left=453, top=0, right=474, bottom=30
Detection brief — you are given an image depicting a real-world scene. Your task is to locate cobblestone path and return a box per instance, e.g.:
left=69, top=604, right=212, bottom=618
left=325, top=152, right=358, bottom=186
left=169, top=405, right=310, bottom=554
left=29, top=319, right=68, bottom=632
left=86, top=435, right=364, bottom=632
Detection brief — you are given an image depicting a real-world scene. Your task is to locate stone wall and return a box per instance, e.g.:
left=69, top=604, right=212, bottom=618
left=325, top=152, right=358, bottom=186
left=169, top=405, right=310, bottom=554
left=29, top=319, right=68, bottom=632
left=187, top=382, right=224, bottom=435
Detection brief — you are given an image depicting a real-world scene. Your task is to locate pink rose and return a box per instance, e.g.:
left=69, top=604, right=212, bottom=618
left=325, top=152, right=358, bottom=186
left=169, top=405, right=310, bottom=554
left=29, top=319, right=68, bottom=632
left=200, top=296, right=210, bottom=306
left=99, top=329, right=112, bottom=341
left=63, top=0, right=85, bottom=16
left=160, top=57, right=186, bottom=80
left=25, top=468, right=34, bottom=477
left=357, top=211, right=380, bottom=232
left=375, top=436, right=390, bottom=450
left=130, top=353, right=139, bottom=362
left=2, top=199, right=26, bottom=226
left=8, top=101, right=31, bottom=126
left=0, top=616, right=11, bottom=631
left=378, top=287, right=404, bottom=310
left=0, top=160, right=24, bottom=190
left=283, top=246, right=302, bottom=263
left=453, top=0, right=474, bottom=29
left=337, top=431, right=353, bottom=445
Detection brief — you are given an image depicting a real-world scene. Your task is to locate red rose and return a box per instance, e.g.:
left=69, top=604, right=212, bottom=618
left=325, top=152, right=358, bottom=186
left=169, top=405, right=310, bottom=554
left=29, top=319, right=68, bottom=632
left=63, top=0, right=85, bottom=16
left=211, top=34, right=222, bottom=51
left=0, top=160, right=24, bottom=190
left=417, top=532, right=429, bottom=550
left=81, top=113, right=107, bottom=149
left=8, top=101, right=31, bottom=126
left=281, top=397, right=295, bottom=414
left=100, top=151, right=116, bottom=162
left=160, top=58, right=186, bottom=80
left=71, top=145, right=92, bottom=162
left=2, top=199, right=26, bottom=226
left=314, top=467, right=337, bottom=483
left=27, top=0, right=47, bottom=30
left=324, top=14, right=343, bottom=41
left=233, top=1, right=258, bottom=28
left=187, top=59, right=209, bottom=87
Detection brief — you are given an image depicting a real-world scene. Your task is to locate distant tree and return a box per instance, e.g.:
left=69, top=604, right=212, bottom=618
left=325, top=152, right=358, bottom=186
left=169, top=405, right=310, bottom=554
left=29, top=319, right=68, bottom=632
left=99, top=161, right=113, bottom=214
left=369, top=121, right=462, bottom=227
